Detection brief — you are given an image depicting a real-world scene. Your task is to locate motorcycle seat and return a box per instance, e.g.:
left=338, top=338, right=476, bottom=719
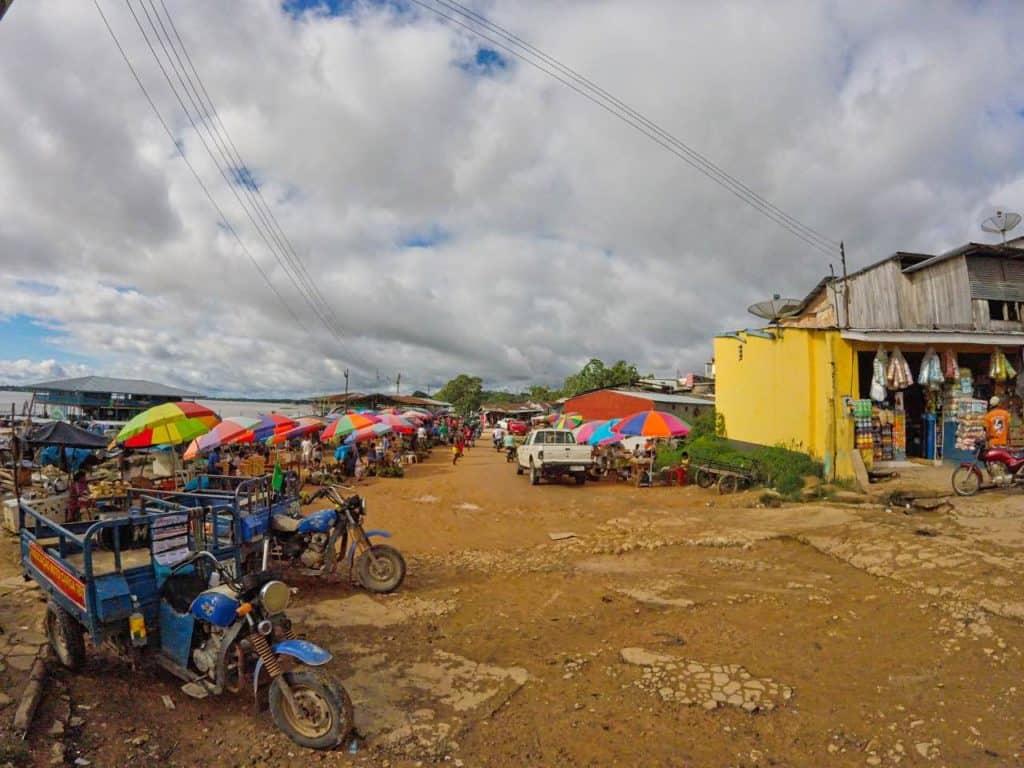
left=271, top=514, right=302, bottom=533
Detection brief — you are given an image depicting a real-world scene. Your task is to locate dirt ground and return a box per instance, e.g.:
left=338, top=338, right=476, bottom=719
left=2, top=438, right=1024, bottom=767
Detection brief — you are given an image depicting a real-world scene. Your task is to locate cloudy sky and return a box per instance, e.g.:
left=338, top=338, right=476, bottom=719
left=1, top=0, right=1022, bottom=397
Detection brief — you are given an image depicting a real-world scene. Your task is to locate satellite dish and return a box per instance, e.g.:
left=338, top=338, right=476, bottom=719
left=981, top=209, right=1022, bottom=243
left=747, top=293, right=803, bottom=324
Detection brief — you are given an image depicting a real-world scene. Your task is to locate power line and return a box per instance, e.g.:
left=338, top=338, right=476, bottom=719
left=409, top=0, right=839, bottom=257
left=123, top=0, right=346, bottom=343
left=91, top=0, right=310, bottom=333
left=152, top=0, right=345, bottom=335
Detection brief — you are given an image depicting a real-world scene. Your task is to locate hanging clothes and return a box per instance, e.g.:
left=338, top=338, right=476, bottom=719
left=942, top=349, right=958, bottom=380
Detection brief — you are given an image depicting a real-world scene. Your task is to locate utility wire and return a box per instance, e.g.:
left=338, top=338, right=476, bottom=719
left=123, top=0, right=345, bottom=342
left=409, top=0, right=838, bottom=257
left=91, top=0, right=310, bottom=333
left=436, top=0, right=838, bottom=252
left=152, top=0, right=345, bottom=335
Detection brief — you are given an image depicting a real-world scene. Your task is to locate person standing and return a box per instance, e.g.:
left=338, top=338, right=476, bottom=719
left=453, top=431, right=465, bottom=465
left=206, top=447, right=220, bottom=476
left=300, top=436, right=313, bottom=467
left=984, top=396, right=1011, bottom=446
left=67, top=470, right=89, bottom=524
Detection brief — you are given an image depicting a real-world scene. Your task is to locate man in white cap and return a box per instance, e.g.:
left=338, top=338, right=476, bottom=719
left=983, top=396, right=1011, bottom=447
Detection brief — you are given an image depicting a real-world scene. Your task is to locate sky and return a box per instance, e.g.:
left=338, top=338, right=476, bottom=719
left=1, top=0, right=1023, bottom=398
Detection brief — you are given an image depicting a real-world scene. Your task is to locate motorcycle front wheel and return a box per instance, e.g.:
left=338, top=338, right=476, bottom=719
left=357, top=544, right=407, bottom=593
left=951, top=466, right=981, bottom=496
left=269, top=669, right=353, bottom=750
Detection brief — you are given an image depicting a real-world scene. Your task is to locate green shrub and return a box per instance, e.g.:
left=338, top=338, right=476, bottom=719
left=684, top=436, right=821, bottom=499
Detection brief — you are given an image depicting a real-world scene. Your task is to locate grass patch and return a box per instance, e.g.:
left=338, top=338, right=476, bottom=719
left=685, top=436, right=822, bottom=500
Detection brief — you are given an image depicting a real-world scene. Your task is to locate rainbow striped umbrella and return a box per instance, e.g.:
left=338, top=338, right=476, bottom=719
left=232, top=413, right=298, bottom=444
left=265, top=417, right=327, bottom=446
left=183, top=416, right=261, bottom=459
left=116, top=401, right=220, bottom=448
left=322, top=413, right=380, bottom=442
left=344, top=423, right=393, bottom=444
left=374, top=414, right=416, bottom=434
left=572, top=420, right=604, bottom=444
left=551, top=413, right=584, bottom=429
left=613, top=410, right=690, bottom=438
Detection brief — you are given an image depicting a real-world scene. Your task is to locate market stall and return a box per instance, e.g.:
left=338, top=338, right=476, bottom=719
left=854, top=344, right=1023, bottom=467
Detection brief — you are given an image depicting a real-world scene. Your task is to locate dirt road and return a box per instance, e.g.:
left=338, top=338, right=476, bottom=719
left=3, top=440, right=1024, bottom=766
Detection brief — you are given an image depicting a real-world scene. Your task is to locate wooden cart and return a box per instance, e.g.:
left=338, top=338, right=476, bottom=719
left=692, top=459, right=758, bottom=494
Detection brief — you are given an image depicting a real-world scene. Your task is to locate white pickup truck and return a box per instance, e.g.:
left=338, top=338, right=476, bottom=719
left=516, top=429, right=594, bottom=485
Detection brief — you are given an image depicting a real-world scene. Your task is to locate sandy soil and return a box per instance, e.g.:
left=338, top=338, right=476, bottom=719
left=2, top=438, right=1024, bottom=767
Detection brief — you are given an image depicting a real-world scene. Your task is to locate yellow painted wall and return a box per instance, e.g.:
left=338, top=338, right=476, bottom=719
left=713, top=328, right=858, bottom=479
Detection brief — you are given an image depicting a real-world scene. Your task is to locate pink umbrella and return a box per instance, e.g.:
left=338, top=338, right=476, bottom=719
left=572, top=420, right=605, bottom=444
left=345, top=423, right=393, bottom=444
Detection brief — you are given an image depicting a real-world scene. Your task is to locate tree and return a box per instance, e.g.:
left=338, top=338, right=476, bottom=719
left=561, top=359, right=639, bottom=397
left=411, top=390, right=430, bottom=399
left=527, top=384, right=560, bottom=402
left=434, top=374, right=484, bottom=416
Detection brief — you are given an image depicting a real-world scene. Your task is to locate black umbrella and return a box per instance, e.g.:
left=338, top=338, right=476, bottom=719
left=26, top=422, right=110, bottom=449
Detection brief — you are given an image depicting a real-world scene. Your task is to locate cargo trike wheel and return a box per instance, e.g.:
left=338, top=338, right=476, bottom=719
left=269, top=669, right=353, bottom=750
left=357, top=545, right=406, bottom=593
left=695, top=469, right=715, bottom=489
left=46, top=601, right=85, bottom=671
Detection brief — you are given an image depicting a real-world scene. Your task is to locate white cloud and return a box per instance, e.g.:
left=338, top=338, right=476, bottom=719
left=1, top=0, right=1022, bottom=396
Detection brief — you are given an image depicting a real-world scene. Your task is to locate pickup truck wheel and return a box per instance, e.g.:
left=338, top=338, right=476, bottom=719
left=47, top=600, right=86, bottom=671
left=530, top=462, right=540, bottom=485
left=515, top=462, right=524, bottom=475
left=574, top=473, right=586, bottom=485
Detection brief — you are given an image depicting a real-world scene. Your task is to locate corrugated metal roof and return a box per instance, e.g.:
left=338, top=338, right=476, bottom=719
left=612, top=389, right=714, bottom=406
left=27, top=376, right=200, bottom=398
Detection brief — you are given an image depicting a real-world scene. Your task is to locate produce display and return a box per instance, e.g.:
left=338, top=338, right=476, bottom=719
left=88, top=479, right=130, bottom=499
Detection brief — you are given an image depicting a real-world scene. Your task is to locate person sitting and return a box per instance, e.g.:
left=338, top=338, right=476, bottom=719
left=984, top=396, right=1011, bottom=447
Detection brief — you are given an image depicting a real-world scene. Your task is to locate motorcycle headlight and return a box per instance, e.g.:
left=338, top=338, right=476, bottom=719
left=259, top=580, right=290, bottom=614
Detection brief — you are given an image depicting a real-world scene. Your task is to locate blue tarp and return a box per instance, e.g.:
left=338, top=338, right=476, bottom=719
left=38, top=447, right=95, bottom=474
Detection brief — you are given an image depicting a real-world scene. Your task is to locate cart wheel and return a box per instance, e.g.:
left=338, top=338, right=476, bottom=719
left=696, top=469, right=715, bottom=489
left=46, top=600, right=86, bottom=671
left=718, top=475, right=739, bottom=494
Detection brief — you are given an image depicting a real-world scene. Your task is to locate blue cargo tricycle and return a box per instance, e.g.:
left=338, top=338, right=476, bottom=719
left=19, top=477, right=354, bottom=750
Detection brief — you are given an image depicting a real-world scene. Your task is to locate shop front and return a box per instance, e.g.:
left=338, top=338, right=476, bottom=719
left=844, top=331, right=1024, bottom=468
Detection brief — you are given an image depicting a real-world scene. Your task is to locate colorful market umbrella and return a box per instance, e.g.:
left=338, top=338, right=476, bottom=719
left=233, top=413, right=298, bottom=444
left=613, top=410, right=690, bottom=438
left=374, top=414, right=416, bottom=434
left=116, top=401, right=220, bottom=448
left=264, top=417, right=326, bottom=446
left=551, top=413, right=584, bottom=429
left=322, top=413, right=380, bottom=442
left=572, top=420, right=605, bottom=444
left=578, top=419, right=623, bottom=446
left=183, top=416, right=262, bottom=460
left=344, top=423, right=393, bottom=444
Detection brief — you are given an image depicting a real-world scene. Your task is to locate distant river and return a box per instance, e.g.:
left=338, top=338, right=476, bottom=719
left=0, top=390, right=313, bottom=421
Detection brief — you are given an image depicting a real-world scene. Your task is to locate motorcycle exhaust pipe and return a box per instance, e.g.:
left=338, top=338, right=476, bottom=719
left=261, top=537, right=270, bottom=572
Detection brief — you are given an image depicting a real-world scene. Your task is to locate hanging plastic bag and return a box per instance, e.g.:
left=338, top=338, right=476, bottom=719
left=887, top=347, right=912, bottom=391
left=943, top=349, right=958, bottom=380
left=928, top=350, right=944, bottom=387
left=870, top=347, right=888, bottom=402
left=917, top=349, right=933, bottom=387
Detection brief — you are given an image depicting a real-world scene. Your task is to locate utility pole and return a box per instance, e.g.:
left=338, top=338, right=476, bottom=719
left=395, top=373, right=401, bottom=395
left=343, top=368, right=349, bottom=406
left=840, top=241, right=851, bottom=329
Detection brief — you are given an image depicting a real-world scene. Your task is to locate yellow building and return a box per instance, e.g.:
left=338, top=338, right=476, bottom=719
left=714, top=327, right=857, bottom=479
left=714, top=240, right=1024, bottom=480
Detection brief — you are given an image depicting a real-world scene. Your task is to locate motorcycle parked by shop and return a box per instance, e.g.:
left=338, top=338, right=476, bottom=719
left=265, top=485, right=406, bottom=593
left=951, top=439, right=1024, bottom=496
